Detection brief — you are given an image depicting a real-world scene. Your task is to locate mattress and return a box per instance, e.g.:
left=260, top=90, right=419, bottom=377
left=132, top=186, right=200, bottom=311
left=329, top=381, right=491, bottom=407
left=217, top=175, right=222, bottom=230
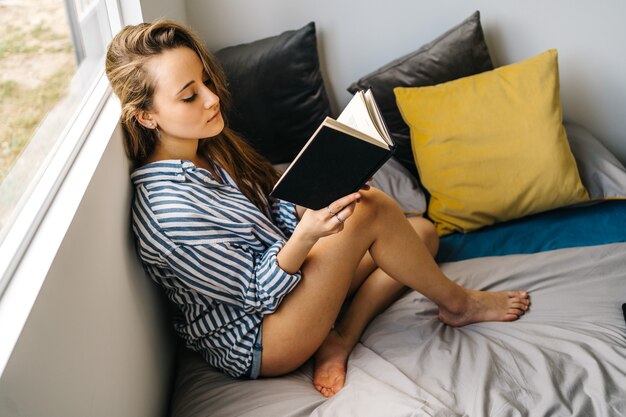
left=169, top=201, right=626, bottom=417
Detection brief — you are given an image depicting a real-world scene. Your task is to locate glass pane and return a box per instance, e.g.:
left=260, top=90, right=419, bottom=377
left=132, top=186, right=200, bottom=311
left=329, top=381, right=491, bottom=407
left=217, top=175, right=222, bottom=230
left=0, top=0, right=112, bottom=241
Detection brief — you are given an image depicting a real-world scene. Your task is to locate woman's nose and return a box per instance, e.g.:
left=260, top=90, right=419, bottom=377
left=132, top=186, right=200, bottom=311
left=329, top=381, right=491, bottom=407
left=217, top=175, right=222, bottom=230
left=202, top=87, right=219, bottom=109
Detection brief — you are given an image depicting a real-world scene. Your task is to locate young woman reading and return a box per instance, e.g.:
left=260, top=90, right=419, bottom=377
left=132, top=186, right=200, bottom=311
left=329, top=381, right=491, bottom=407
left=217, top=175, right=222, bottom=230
left=105, top=19, right=530, bottom=398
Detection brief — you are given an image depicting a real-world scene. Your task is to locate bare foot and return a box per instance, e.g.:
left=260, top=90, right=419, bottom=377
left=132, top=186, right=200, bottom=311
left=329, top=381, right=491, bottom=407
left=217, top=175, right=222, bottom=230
left=438, top=290, right=530, bottom=327
left=313, top=329, right=352, bottom=397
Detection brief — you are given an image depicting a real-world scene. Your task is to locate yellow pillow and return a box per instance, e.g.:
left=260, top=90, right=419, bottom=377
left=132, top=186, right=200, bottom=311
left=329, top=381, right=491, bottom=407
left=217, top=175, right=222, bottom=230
left=395, top=49, right=589, bottom=236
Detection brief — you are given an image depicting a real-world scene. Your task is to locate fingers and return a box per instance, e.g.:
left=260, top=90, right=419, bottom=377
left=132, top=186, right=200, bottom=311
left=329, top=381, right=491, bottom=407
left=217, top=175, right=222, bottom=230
left=328, top=193, right=361, bottom=224
left=332, top=203, right=355, bottom=226
left=296, top=193, right=362, bottom=241
left=327, top=193, right=361, bottom=216
left=325, top=203, right=354, bottom=229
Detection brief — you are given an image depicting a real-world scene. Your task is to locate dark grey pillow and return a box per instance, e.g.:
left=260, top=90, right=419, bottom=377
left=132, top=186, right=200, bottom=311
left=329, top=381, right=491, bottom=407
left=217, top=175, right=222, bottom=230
left=215, top=22, right=331, bottom=164
left=347, top=11, right=493, bottom=178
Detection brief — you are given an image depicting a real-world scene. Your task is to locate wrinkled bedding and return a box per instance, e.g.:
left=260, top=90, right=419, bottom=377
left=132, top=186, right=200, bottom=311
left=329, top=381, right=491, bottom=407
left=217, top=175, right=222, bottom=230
left=170, top=241, right=626, bottom=417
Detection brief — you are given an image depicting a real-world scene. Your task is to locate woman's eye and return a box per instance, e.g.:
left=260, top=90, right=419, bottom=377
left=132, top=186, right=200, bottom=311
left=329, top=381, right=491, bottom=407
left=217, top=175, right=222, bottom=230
left=182, top=79, right=211, bottom=102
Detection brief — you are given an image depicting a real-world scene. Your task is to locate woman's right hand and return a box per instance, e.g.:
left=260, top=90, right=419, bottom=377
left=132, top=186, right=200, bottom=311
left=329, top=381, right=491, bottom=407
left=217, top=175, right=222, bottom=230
left=294, top=192, right=362, bottom=243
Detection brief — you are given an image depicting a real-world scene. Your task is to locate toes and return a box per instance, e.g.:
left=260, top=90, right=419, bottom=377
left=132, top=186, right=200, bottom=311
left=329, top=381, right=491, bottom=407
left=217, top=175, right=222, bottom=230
left=507, top=291, right=529, bottom=299
left=507, top=291, right=531, bottom=311
left=510, top=301, right=528, bottom=311
left=504, top=312, right=521, bottom=321
left=507, top=303, right=528, bottom=318
left=510, top=308, right=525, bottom=317
left=314, top=377, right=345, bottom=398
left=320, top=386, right=335, bottom=398
left=315, top=384, right=331, bottom=397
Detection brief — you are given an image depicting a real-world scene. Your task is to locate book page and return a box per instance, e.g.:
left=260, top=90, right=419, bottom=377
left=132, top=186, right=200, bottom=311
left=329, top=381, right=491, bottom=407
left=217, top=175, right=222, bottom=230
left=325, top=118, right=388, bottom=149
left=363, top=90, right=393, bottom=146
left=336, top=91, right=386, bottom=145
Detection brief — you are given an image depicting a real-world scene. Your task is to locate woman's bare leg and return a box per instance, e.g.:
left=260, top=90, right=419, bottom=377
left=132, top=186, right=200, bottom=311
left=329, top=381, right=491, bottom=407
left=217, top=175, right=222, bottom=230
left=313, top=217, right=438, bottom=397
left=260, top=189, right=529, bottom=378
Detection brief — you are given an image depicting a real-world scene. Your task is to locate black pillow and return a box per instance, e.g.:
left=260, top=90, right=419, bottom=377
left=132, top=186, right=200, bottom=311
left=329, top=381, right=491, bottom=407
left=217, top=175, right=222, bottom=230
left=215, top=22, right=331, bottom=164
left=347, top=11, right=493, bottom=179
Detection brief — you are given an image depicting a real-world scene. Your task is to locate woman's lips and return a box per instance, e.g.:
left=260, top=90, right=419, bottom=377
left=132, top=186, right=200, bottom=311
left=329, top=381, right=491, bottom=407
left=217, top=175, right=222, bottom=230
left=207, top=109, right=221, bottom=123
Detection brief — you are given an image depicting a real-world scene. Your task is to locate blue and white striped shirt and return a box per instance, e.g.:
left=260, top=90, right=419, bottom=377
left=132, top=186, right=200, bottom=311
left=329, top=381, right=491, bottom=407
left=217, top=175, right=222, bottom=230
left=130, top=160, right=301, bottom=377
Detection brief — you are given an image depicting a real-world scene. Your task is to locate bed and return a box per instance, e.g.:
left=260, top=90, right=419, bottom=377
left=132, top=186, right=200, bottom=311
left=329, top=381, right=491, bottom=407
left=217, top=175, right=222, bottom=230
left=167, top=13, right=626, bottom=417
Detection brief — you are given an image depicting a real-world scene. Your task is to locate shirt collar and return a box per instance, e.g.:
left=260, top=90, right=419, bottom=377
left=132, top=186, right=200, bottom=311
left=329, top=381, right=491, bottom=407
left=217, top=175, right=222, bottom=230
left=131, top=160, right=227, bottom=187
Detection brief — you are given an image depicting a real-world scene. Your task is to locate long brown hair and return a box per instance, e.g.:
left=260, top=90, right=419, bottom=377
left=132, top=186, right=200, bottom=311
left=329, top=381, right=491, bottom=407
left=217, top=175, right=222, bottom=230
left=105, top=19, right=280, bottom=211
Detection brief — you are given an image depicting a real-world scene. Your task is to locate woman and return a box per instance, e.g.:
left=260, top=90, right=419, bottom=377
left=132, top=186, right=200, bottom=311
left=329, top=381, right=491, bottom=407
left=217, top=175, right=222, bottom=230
left=105, top=20, right=530, bottom=398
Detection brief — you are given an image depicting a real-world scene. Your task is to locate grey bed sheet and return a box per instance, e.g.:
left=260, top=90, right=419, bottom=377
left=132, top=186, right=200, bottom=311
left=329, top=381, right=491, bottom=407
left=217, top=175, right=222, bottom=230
left=170, top=242, right=626, bottom=417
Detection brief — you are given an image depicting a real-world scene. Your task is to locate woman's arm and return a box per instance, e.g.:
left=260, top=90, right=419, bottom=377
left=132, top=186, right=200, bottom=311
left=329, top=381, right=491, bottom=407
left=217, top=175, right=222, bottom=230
left=167, top=240, right=302, bottom=315
left=152, top=192, right=361, bottom=314
left=276, top=192, right=361, bottom=274
left=295, top=205, right=307, bottom=219
left=275, top=227, right=317, bottom=274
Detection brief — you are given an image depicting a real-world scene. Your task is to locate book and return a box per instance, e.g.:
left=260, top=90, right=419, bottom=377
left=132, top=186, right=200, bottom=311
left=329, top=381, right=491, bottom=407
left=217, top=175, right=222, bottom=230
left=270, top=89, right=395, bottom=210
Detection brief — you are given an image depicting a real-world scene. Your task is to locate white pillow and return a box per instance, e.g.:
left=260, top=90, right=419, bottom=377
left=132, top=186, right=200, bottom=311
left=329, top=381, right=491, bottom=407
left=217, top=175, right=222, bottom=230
left=565, top=122, right=626, bottom=201
left=370, top=157, right=426, bottom=214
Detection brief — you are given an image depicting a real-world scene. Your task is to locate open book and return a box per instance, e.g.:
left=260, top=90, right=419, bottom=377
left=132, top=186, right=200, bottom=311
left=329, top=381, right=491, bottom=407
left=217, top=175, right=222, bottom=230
left=270, top=89, right=395, bottom=210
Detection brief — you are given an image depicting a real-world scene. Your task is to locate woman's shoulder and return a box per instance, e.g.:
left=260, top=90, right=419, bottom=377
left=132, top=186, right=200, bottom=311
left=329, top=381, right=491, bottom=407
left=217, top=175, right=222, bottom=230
left=131, top=162, right=248, bottom=228
left=131, top=159, right=187, bottom=186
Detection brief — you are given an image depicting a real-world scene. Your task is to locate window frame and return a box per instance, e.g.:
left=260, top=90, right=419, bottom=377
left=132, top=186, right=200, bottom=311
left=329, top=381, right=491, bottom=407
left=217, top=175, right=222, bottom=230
left=0, top=0, right=131, bottom=377
left=0, top=0, right=122, bottom=296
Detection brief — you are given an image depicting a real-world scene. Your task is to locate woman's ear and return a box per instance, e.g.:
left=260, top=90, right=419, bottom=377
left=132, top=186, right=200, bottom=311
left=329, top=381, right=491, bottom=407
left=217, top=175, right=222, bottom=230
left=135, top=110, right=157, bottom=129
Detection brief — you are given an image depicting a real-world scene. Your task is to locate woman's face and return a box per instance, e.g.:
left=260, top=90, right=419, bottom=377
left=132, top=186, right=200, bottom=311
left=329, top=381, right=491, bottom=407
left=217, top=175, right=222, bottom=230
left=142, top=46, right=224, bottom=141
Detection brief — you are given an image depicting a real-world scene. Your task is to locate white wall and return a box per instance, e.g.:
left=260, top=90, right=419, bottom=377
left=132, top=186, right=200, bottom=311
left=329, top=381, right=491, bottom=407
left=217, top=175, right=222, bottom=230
left=140, top=0, right=187, bottom=24
left=0, top=122, right=175, bottom=417
left=185, top=0, right=626, bottom=164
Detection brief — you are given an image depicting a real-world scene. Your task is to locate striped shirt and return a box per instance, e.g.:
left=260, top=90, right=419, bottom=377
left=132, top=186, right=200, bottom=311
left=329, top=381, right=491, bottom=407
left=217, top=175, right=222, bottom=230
left=130, top=160, right=301, bottom=377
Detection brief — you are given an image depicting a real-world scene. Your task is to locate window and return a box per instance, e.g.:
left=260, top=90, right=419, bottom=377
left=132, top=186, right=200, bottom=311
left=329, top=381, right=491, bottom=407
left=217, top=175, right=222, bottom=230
left=0, top=0, right=122, bottom=291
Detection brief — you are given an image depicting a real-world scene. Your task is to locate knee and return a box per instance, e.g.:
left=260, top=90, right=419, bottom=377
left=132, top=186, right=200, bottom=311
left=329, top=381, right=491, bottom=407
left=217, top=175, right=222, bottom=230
left=359, top=187, right=401, bottom=217
left=409, top=216, right=439, bottom=256
left=355, top=187, right=414, bottom=231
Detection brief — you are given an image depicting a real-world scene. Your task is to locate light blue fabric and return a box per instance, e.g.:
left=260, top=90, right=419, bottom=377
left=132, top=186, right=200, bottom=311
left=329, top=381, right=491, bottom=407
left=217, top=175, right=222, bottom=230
left=243, top=324, right=263, bottom=380
left=437, top=200, right=626, bottom=263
